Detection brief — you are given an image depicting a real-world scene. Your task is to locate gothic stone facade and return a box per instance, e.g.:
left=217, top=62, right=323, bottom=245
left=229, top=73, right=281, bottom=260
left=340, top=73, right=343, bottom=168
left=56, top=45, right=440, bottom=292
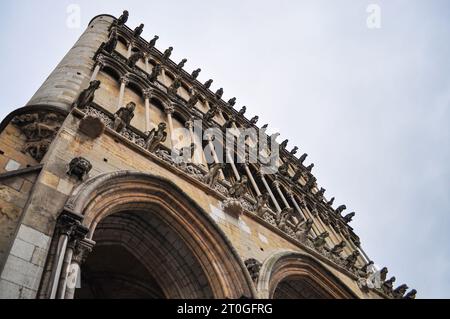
left=0, top=13, right=415, bottom=299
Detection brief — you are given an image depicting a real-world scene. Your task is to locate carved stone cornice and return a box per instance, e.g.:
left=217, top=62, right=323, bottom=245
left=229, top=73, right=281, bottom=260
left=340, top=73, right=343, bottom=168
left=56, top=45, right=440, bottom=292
left=11, top=111, right=66, bottom=162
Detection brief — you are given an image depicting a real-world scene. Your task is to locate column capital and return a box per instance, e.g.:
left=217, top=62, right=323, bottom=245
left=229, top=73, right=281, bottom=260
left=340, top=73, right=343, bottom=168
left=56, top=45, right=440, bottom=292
left=256, top=169, right=266, bottom=179
left=56, top=210, right=88, bottom=240
left=120, top=74, right=130, bottom=85
left=143, top=88, right=153, bottom=100
left=72, top=239, right=96, bottom=265
left=165, top=105, right=175, bottom=115
left=95, top=55, right=105, bottom=67
left=56, top=211, right=82, bottom=236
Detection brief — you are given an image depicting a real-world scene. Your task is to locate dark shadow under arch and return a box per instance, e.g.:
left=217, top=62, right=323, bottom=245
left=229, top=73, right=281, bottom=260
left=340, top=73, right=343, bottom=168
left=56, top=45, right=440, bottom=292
left=257, top=250, right=358, bottom=299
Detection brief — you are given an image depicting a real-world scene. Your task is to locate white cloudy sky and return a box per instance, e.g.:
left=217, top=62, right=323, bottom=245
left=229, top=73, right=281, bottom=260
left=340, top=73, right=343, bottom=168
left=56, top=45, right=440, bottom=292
left=0, top=0, right=449, bottom=298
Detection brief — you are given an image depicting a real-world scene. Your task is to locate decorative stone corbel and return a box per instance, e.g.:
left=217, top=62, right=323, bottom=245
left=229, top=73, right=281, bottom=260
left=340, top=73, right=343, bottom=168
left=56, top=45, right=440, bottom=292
left=67, top=157, right=92, bottom=181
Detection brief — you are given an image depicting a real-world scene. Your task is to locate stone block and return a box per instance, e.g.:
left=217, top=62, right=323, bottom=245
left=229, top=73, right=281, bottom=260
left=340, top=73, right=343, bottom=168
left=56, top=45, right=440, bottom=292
left=10, top=238, right=35, bottom=262
left=56, top=178, right=74, bottom=195
left=39, top=171, right=59, bottom=189
left=17, top=224, right=50, bottom=249
left=258, top=233, right=269, bottom=244
left=31, top=247, right=47, bottom=266
left=1, top=255, right=43, bottom=291
left=0, top=280, right=24, bottom=299
left=2, top=177, right=24, bottom=192
left=20, top=180, right=34, bottom=194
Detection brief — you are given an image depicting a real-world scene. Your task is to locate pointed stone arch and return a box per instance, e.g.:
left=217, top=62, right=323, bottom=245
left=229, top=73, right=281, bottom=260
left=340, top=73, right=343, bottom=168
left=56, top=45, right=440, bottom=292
left=257, top=250, right=357, bottom=299
left=63, top=171, right=256, bottom=299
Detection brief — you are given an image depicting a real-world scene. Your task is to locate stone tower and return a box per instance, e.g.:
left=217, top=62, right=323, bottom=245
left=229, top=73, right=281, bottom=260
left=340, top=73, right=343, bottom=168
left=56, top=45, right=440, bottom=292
left=0, top=12, right=415, bottom=299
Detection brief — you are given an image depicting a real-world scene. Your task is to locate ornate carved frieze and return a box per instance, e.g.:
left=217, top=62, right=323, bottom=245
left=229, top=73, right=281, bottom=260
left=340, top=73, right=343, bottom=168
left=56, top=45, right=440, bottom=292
left=12, top=111, right=65, bottom=162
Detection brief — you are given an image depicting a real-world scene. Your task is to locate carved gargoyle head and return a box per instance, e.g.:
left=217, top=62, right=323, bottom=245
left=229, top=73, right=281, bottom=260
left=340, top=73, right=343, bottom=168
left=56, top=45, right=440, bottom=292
left=68, top=157, right=92, bottom=181
left=90, top=80, right=101, bottom=90
left=394, top=284, right=409, bottom=296
left=126, top=101, right=136, bottom=112
left=320, top=231, right=329, bottom=239
left=404, top=289, right=417, bottom=299
left=158, top=122, right=167, bottom=131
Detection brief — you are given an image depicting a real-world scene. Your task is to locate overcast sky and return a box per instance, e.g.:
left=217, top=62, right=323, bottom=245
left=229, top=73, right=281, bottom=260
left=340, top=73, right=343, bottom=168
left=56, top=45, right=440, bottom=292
left=0, top=0, right=449, bottom=298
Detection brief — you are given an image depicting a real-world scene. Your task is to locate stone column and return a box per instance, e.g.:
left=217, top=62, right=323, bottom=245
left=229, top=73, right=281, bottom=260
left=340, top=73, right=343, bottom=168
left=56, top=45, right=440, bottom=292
left=117, top=75, right=129, bottom=110
left=258, top=171, right=282, bottom=213
left=64, top=239, right=96, bottom=300
left=227, top=150, right=240, bottom=181
left=56, top=223, right=89, bottom=299
left=143, top=89, right=152, bottom=132
left=144, top=55, right=150, bottom=73
left=206, top=133, right=225, bottom=180
left=286, top=191, right=306, bottom=221
left=56, top=242, right=74, bottom=299
left=296, top=198, right=320, bottom=237
left=90, top=58, right=104, bottom=81
left=127, top=41, right=133, bottom=58
left=273, top=180, right=290, bottom=208
left=161, top=68, right=167, bottom=85
left=357, top=246, right=371, bottom=265
left=185, top=118, right=195, bottom=141
left=165, top=105, right=176, bottom=149
left=244, top=163, right=261, bottom=196
left=49, top=212, right=84, bottom=299
left=185, top=118, right=199, bottom=164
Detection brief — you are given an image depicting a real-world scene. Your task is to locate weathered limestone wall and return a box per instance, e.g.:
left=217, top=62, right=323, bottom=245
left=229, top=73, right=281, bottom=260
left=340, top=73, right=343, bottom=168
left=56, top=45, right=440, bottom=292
left=27, top=15, right=114, bottom=110
left=0, top=171, right=39, bottom=269
left=0, top=124, right=41, bottom=271
left=0, top=124, right=39, bottom=173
